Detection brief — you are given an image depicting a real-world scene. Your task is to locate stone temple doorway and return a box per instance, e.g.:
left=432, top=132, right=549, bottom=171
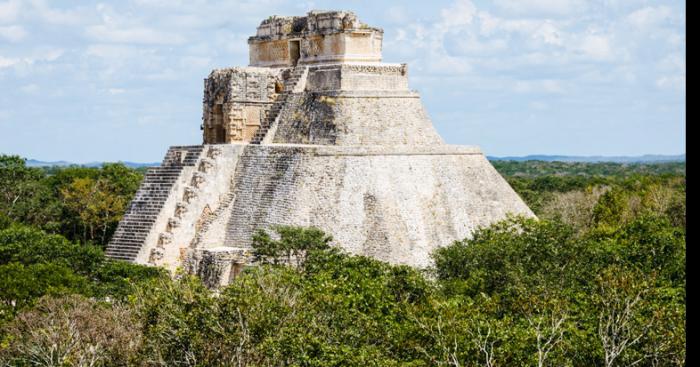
left=212, top=104, right=226, bottom=143
left=289, top=40, right=300, bottom=66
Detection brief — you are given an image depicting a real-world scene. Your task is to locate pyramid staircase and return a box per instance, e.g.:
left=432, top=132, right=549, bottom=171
left=105, top=146, right=205, bottom=261
left=250, top=66, right=307, bottom=144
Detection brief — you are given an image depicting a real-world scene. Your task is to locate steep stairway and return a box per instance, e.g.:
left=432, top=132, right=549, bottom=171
left=249, top=66, right=307, bottom=144
left=105, top=145, right=205, bottom=261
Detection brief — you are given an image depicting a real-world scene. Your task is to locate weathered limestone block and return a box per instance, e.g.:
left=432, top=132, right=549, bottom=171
left=149, top=248, right=164, bottom=263
left=183, top=186, right=197, bottom=203
left=198, top=158, right=214, bottom=173
left=207, top=146, right=222, bottom=159
left=185, top=247, right=254, bottom=288
left=158, top=233, right=173, bottom=246
left=175, top=202, right=188, bottom=218
left=191, top=172, right=206, bottom=188
left=168, top=217, right=180, bottom=230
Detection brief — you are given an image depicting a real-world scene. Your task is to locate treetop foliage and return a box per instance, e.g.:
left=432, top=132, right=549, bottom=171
left=0, top=156, right=685, bottom=366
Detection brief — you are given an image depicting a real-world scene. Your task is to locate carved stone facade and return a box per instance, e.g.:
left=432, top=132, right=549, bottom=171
left=202, top=67, right=282, bottom=144
left=249, top=10, right=383, bottom=67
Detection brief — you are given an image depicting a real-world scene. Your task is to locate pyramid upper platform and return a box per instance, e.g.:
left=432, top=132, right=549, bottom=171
left=248, top=10, right=383, bottom=67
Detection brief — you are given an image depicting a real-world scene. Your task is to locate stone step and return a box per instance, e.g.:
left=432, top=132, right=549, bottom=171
left=114, top=226, right=151, bottom=232
left=114, top=224, right=152, bottom=230
left=108, top=242, right=147, bottom=249
left=105, top=252, right=140, bottom=259
left=106, top=250, right=141, bottom=257
left=115, top=225, right=153, bottom=231
left=106, top=256, right=137, bottom=262
left=106, top=249, right=138, bottom=254
left=107, top=239, right=145, bottom=246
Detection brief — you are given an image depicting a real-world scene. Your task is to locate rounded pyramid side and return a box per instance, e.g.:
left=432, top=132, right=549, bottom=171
left=200, top=144, right=535, bottom=268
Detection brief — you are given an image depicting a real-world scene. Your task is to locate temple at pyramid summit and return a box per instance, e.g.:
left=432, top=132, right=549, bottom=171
left=105, top=10, right=534, bottom=286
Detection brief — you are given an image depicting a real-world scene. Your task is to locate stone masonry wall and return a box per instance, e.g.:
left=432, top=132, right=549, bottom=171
left=271, top=93, right=443, bottom=146
left=248, top=11, right=383, bottom=67
left=202, top=67, right=282, bottom=143
left=109, top=143, right=535, bottom=273
left=305, top=64, right=409, bottom=92
left=268, top=63, right=442, bottom=146
left=192, top=144, right=536, bottom=268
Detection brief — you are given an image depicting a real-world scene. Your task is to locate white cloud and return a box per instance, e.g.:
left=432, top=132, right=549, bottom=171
left=579, top=34, right=612, bottom=60
left=439, top=0, right=477, bottom=30
left=20, top=83, right=38, bottom=94
left=656, top=75, right=684, bottom=90
left=427, top=54, right=472, bottom=75
left=494, top=0, right=587, bottom=16
left=0, top=24, right=25, bottom=41
left=529, top=101, right=549, bottom=110
left=86, top=24, right=185, bottom=45
left=180, top=56, right=211, bottom=69
left=532, top=22, right=563, bottom=46
left=654, top=52, right=685, bottom=91
left=0, top=55, right=18, bottom=68
left=658, top=53, right=685, bottom=73
left=86, top=44, right=138, bottom=59
left=513, top=79, right=564, bottom=94
left=0, top=48, right=64, bottom=69
left=626, top=6, right=673, bottom=29
left=42, top=48, right=64, bottom=61
left=28, top=0, right=88, bottom=26
left=477, top=11, right=500, bottom=36
left=384, top=6, right=409, bottom=24
left=0, top=0, right=20, bottom=23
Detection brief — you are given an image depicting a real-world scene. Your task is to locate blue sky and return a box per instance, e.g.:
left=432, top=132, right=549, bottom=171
left=0, top=0, right=685, bottom=163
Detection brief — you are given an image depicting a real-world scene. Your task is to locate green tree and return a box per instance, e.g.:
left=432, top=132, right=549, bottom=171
left=60, top=177, right=127, bottom=245
left=251, top=225, right=333, bottom=267
left=0, top=225, right=164, bottom=324
left=0, top=156, right=43, bottom=217
left=0, top=295, right=141, bottom=367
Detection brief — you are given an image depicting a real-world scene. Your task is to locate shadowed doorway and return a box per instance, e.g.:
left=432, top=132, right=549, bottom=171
left=289, top=40, right=300, bottom=66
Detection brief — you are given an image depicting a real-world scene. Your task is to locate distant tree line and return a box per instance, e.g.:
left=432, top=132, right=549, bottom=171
left=0, top=155, right=143, bottom=246
left=491, top=159, right=685, bottom=177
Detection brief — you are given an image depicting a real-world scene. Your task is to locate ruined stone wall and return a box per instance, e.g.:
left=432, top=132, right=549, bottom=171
left=248, top=40, right=293, bottom=68
left=249, top=32, right=382, bottom=67
left=185, top=247, right=253, bottom=288
left=248, top=10, right=383, bottom=67
left=265, top=63, right=441, bottom=146
left=202, top=67, right=282, bottom=143
left=270, top=92, right=443, bottom=146
left=305, top=64, right=408, bottom=91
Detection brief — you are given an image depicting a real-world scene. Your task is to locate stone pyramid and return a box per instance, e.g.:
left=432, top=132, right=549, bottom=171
left=106, top=10, right=534, bottom=286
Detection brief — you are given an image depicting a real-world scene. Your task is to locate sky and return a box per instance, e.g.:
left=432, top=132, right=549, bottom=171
left=0, top=0, right=686, bottom=163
